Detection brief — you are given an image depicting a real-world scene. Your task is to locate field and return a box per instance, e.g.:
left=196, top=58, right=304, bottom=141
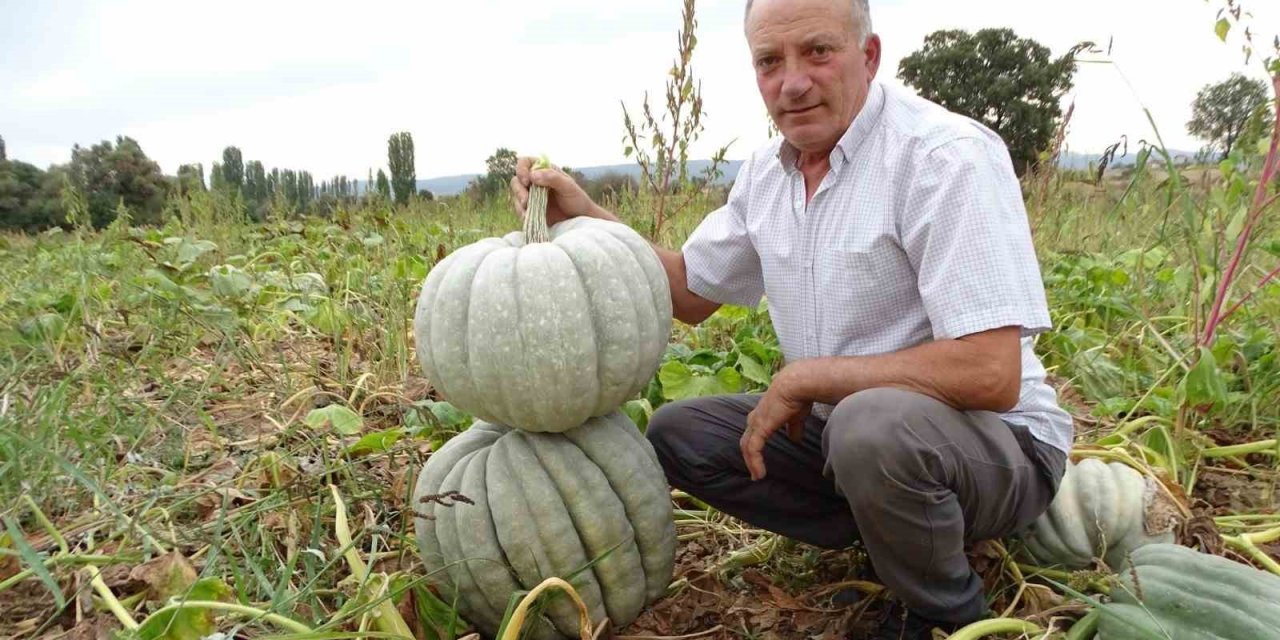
left=1, top=130, right=1279, bottom=640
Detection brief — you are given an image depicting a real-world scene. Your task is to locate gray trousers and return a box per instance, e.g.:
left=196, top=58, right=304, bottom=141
left=645, top=387, right=1067, bottom=624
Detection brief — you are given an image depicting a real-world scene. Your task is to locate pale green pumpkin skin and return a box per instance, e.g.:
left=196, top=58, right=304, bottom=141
left=413, top=411, right=676, bottom=639
left=413, top=217, right=672, bottom=433
left=1021, top=458, right=1178, bottom=570
left=1097, top=543, right=1280, bottom=639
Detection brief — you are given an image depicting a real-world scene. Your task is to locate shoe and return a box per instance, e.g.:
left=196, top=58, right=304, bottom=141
left=863, top=600, right=962, bottom=640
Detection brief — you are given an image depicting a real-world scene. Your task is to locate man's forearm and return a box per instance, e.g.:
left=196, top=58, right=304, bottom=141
left=779, top=326, right=1023, bottom=413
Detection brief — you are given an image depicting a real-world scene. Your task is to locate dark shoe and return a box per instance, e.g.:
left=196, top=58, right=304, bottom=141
left=863, top=600, right=963, bottom=640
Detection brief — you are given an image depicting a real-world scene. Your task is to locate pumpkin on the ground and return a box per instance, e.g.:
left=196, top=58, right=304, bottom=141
left=413, top=411, right=676, bottom=639
left=413, top=216, right=671, bottom=433
left=1020, top=457, right=1182, bottom=569
left=1097, top=543, right=1280, bottom=639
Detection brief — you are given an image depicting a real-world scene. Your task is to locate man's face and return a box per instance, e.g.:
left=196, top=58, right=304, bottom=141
left=746, top=0, right=881, bottom=155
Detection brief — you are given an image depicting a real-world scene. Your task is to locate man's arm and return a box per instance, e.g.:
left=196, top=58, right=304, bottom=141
left=777, top=325, right=1023, bottom=413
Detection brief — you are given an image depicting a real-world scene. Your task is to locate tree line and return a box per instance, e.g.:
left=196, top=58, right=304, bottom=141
left=1, top=26, right=1273, bottom=234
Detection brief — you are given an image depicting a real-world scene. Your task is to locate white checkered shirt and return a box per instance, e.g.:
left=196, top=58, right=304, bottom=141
left=682, top=80, right=1074, bottom=455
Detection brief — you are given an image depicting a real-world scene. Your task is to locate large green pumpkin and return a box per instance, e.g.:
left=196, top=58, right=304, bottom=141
left=1097, top=543, right=1280, bottom=639
left=413, top=217, right=672, bottom=433
left=413, top=411, right=676, bottom=639
left=1020, top=458, right=1181, bottom=569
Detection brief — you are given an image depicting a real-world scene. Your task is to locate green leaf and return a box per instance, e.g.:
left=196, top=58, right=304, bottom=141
left=176, top=239, right=217, bottom=266
left=209, top=265, right=253, bottom=299
left=304, top=404, right=364, bottom=435
left=659, top=360, right=743, bottom=400
left=136, top=577, right=233, bottom=640
left=1215, top=17, right=1231, bottom=42
left=1142, top=424, right=1180, bottom=480
left=622, top=398, right=653, bottom=431
left=427, top=401, right=472, bottom=429
left=347, top=428, right=404, bottom=456
left=1179, top=346, right=1229, bottom=413
left=2, top=516, right=65, bottom=609
left=737, top=353, right=771, bottom=385
left=304, top=299, right=349, bottom=335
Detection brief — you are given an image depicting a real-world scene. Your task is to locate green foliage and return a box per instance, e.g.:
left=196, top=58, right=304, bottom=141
left=0, top=159, right=66, bottom=231
left=176, top=163, right=205, bottom=195
left=220, top=146, right=244, bottom=191
left=621, top=0, right=732, bottom=240
left=67, top=135, right=169, bottom=227
left=0, top=134, right=6, bottom=161
left=897, top=28, right=1083, bottom=176
left=375, top=168, right=391, bottom=200
left=472, top=147, right=518, bottom=201
left=1187, top=72, right=1274, bottom=159
left=387, top=131, right=416, bottom=207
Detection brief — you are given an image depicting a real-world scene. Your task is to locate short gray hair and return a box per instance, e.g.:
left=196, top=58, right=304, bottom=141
left=744, top=0, right=873, bottom=46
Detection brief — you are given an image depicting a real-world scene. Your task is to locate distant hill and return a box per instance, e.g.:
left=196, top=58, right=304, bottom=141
left=357, top=149, right=1205, bottom=197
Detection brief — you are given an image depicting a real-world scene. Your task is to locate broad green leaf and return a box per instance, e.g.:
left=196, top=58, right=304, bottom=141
left=622, top=398, right=653, bottom=431
left=347, top=428, right=404, bottom=456
left=136, top=577, right=233, bottom=640
left=1179, top=346, right=1229, bottom=413
left=737, top=353, right=771, bottom=385
left=1215, top=17, right=1230, bottom=41
left=304, top=404, right=364, bottom=435
left=176, top=239, right=217, bottom=266
left=659, top=361, right=743, bottom=400
left=305, top=299, right=349, bottom=335
left=427, top=401, right=472, bottom=429
left=209, top=265, right=252, bottom=299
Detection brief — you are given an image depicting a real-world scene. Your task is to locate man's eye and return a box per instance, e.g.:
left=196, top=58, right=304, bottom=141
left=812, top=45, right=831, bottom=56
left=756, top=56, right=778, bottom=68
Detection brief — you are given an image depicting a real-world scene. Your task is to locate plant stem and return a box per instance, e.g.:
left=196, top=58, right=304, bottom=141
left=1201, top=439, right=1278, bottom=458
left=86, top=563, right=138, bottom=630
left=500, top=576, right=593, bottom=640
left=141, top=600, right=312, bottom=634
left=946, top=618, right=1043, bottom=640
left=1201, top=73, right=1280, bottom=345
left=1223, top=534, right=1280, bottom=576
left=328, top=485, right=414, bottom=640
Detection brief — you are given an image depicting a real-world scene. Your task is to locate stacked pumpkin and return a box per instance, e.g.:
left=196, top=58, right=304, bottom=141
left=410, top=167, right=677, bottom=639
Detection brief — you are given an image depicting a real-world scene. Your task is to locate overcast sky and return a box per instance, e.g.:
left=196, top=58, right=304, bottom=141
left=2, top=0, right=1276, bottom=180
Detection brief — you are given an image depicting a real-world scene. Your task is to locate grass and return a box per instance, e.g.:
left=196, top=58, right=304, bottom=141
left=0, top=133, right=1277, bottom=638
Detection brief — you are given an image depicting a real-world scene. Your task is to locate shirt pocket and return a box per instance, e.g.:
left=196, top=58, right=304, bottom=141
left=818, top=241, right=908, bottom=339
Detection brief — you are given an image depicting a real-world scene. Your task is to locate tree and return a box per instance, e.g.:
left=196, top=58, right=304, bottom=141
left=221, top=146, right=244, bottom=193
left=897, top=28, right=1082, bottom=176
left=481, top=147, right=518, bottom=198
left=0, top=159, right=64, bottom=231
left=387, top=131, right=416, bottom=206
left=375, top=169, right=391, bottom=200
left=177, top=163, right=206, bottom=194
left=0, top=135, right=6, bottom=161
left=68, top=135, right=169, bottom=227
left=1187, top=73, right=1273, bottom=160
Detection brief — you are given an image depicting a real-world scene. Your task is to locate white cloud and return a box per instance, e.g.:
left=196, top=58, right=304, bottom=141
left=2, top=0, right=1276, bottom=177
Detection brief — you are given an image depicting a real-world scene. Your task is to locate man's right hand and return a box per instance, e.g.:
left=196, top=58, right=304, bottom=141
left=511, top=156, right=618, bottom=225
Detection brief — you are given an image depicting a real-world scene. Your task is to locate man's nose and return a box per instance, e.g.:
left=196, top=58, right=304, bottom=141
left=780, top=60, right=812, bottom=101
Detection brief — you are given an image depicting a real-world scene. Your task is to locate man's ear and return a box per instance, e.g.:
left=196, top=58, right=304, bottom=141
left=864, top=34, right=882, bottom=80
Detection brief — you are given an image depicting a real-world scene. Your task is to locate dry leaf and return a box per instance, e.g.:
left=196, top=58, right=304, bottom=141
left=129, top=551, right=197, bottom=601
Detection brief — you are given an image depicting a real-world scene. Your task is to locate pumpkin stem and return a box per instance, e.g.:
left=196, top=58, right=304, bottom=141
left=523, top=154, right=553, bottom=243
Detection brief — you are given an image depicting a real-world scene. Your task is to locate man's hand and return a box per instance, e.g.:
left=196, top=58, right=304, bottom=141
left=511, top=156, right=617, bottom=225
left=741, top=369, right=813, bottom=481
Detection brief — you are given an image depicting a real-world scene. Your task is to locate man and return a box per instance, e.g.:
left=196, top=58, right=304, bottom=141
left=510, top=0, right=1072, bottom=637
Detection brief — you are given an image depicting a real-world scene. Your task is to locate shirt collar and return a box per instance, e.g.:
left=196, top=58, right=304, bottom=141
left=777, top=79, right=887, bottom=172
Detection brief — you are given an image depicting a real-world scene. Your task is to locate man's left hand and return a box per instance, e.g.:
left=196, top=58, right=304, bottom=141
left=741, top=368, right=813, bottom=481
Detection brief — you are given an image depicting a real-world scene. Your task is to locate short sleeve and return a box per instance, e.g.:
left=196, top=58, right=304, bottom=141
left=680, top=155, right=765, bottom=307
left=898, top=135, right=1053, bottom=340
